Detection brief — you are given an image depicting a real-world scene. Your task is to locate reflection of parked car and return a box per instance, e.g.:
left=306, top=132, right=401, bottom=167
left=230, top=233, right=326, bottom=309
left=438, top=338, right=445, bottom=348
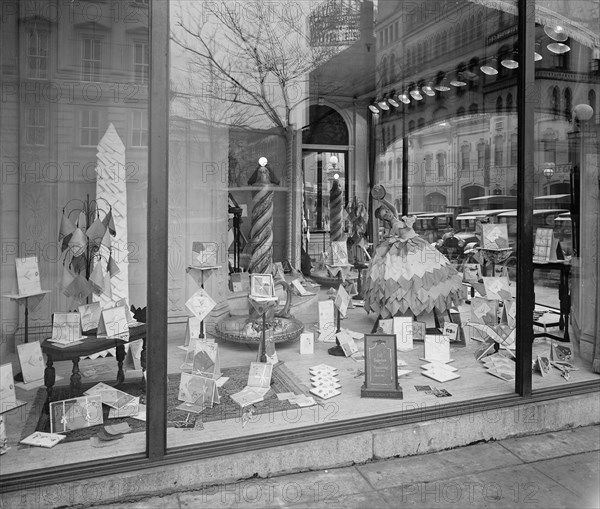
left=496, top=208, right=570, bottom=252
left=453, top=209, right=517, bottom=274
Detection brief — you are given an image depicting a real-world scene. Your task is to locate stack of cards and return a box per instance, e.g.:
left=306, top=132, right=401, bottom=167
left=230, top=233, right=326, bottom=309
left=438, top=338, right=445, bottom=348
left=308, top=364, right=341, bottom=400
left=420, top=361, right=460, bottom=383
left=276, top=392, right=317, bottom=407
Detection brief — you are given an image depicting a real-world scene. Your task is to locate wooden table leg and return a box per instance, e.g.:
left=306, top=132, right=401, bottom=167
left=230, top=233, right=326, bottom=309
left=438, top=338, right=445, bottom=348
left=70, top=358, right=81, bottom=396
left=116, top=343, right=126, bottom=385
left=44, top=356, right=55, bottom=413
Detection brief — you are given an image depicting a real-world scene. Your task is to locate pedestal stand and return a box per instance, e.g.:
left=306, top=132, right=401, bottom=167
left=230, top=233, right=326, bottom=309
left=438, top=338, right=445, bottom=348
left=186, top=266, right=220, bottom=341
left=248, top=298, right=277, bottom=363
left=3, top=291, right=51, bottom=344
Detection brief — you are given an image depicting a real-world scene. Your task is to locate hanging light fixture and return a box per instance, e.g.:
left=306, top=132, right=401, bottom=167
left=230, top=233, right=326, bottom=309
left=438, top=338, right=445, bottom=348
left=368, top=100, right=379, bottom=114
left=409, top=85, right=423, bottom=100
left=544, top=25, right=568, bottom=42
left=398, top=91, right=411, bottom=104
left=534, top=42, right=543, bottom=61
left=387, top=91, right=399, bottom=108
left=434, top=75, right=450, bottom=91
left=450, top=71, right=467, bottom=87
left=377, top=96, right=390, bottom=110
left=548, top=41, right=570, bottom=54
left=480, top=57, right=499, bottom=75
left=501, top=51, right=519, bottom=69
left=422, top=82, right=436, bottom=96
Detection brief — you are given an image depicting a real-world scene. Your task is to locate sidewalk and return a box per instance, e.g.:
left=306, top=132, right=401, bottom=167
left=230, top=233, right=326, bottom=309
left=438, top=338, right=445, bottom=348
left=93, top=424, right=600, bottom=509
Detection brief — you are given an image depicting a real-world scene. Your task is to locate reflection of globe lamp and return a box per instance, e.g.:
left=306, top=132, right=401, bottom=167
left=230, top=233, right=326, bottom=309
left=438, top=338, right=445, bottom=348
left=573, top=104, right=594, bottom=122
left=329, top=155, right=338, bottom=167
left=258, top=156, right=268, bottom=167
left=543, top=163, right=555, bottom=181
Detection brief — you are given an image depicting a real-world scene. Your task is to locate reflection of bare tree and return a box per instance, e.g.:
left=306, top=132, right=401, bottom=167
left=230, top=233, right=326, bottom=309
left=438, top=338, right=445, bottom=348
left=171, top=1, right=344, bottom=262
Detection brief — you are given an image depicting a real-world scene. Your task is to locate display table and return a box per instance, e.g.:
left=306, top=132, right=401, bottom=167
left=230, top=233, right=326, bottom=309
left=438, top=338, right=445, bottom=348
left=533, top=260, right=571, bottom=342
left=41, top=324, right=147, bottom=408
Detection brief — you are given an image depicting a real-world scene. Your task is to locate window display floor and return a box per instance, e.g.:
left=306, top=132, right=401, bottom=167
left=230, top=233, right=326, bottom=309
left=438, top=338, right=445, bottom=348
left=2, top=283, right=598, bottom=477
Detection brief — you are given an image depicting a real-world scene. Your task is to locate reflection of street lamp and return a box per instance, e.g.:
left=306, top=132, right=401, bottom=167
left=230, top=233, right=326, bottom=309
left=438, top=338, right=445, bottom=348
left=543, top=162, right=555, bottom=181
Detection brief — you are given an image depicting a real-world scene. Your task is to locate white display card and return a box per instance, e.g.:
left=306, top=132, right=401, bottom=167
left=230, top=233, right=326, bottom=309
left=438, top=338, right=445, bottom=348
left=423, top=335, right=451, bottom=363
left=393, top=316, right=414, bottom=352
left=318, top=300, right=336, bottom=342
left=16, top=341, right=45, bottom=384
left=299, top=332, right=314, bottom=354
left=15, top=256, right=42, bottom=295
left=97, top=306, right=129, bottom=338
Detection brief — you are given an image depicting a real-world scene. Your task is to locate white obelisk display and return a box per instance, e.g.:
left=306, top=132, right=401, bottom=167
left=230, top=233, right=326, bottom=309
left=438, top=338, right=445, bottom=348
left=95, top=123, right=129, bottom=309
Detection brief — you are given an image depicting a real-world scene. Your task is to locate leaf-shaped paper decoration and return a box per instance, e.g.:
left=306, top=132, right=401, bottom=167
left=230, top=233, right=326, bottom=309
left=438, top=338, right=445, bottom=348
left=64, top=274, right=94, bottom=302
left=89, top=259, right=104, bottom=294
left=59, top=212, right=76, bottom=242
left=102, top=269, right=112, bottom=299
left=60, top=266, right=76, bottom=293
left=70, top=254, right=87, bottom=274
left=68, top=228, right=87, bottom=257
left=107, top=254, right=120, bottom=278
left=77, top=211, right=87, bottom=231
left=100, top=228, right=112, bottom=250
left=102, top=209, right=116, bottom=236
left=86, top=217, right=106, bottom=247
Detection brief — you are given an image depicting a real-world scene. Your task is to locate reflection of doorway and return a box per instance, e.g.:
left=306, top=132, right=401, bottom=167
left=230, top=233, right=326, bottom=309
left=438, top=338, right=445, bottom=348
left=424, top=192, right=447, bottom=212
left=302, top=150, right=348, bottom=232
left=462, top=184, right=484, bottom=206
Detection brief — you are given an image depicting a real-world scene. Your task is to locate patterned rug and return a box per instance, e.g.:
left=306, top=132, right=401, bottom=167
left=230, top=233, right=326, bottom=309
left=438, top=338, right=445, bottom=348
left=21, top=362, right=309, bottom=444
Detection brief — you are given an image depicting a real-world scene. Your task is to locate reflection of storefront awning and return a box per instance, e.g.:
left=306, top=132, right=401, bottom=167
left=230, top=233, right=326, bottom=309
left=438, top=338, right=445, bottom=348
left=468, top=0, right=599, bottom=48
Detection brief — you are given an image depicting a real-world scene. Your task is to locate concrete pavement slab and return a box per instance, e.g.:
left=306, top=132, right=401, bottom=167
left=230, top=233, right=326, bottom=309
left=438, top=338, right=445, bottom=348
left=377, top=462, right=589, bottom=509
left=286, top=490, right=393, bottom=509
left=499, top=425, right=600, bottom=462
left=178, top=466, right=373, bottom=508
left=356, top=442, right=522, bottom=489
left=531, top=451, right=600, bottom=506
left=91, top=494, right=180, bottom=509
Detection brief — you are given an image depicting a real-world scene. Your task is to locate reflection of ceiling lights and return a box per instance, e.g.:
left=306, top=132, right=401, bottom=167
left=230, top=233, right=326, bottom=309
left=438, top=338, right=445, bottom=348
left=409, top=86, right=423, bottom=100
left=501, top=52, right=519, bottom=69
left=548, top=42, right=570, bottom=54
left=387, top=92, right=399, bottom=108
left=368, top=101, right=379, bottom=114
left=462, top=70, right=478, bottom=80
left=434, top=76, right=450, bottom=91
left=544, top=25, right=568, bottom=42
left=450, top=72, right=467, bottom=87
left=422, top=82, right=436, bottom=96
left=377, top=97, right=389, bottom=110
left=534, top=42, right=543, bottom=61
left=398, top=91, right=410, bottom=104
left=480, top=58, right=499, bottom=75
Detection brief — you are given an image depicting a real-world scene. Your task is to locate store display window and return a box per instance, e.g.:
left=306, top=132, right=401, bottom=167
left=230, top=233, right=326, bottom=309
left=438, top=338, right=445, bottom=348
left=0, top=0, right=597, bottom=490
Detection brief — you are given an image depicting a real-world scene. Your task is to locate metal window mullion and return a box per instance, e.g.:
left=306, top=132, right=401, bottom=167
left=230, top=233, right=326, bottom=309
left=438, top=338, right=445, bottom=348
left=516, top=0, right=535, bottom=396
left=147, top=0, right=169, bottom=459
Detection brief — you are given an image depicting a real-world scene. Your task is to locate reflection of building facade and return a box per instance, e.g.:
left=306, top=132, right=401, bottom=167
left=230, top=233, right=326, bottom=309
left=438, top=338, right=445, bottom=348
left=0, top=0, right=150, bottom=359
left=374, top=0, right=599, bottom=214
